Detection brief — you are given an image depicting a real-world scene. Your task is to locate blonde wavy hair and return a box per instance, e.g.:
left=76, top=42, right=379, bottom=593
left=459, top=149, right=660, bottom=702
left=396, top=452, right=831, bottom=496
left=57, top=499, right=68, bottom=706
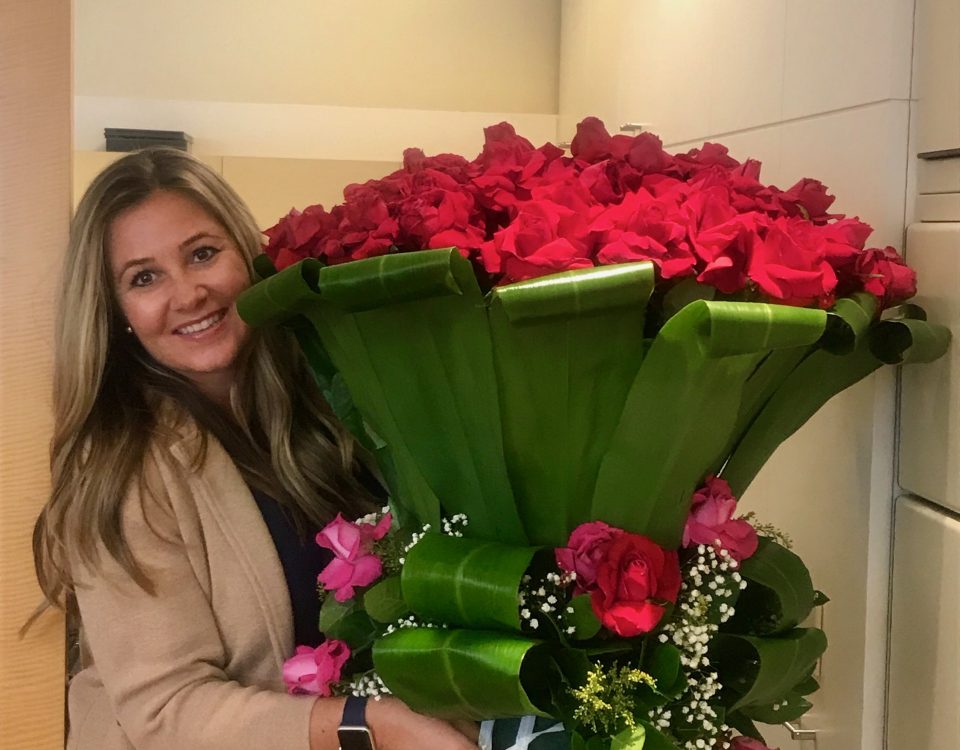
left=32, top=147, right=374, bottom=613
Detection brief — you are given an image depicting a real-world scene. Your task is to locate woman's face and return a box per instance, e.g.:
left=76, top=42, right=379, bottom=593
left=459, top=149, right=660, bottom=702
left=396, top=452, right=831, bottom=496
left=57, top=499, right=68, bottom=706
left=108, top=190, right=252, bottom=405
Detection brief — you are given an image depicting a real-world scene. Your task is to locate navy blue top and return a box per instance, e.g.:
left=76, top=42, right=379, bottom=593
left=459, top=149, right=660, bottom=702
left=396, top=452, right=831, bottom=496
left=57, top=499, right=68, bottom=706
left=250, top=488, right=331, bottom=648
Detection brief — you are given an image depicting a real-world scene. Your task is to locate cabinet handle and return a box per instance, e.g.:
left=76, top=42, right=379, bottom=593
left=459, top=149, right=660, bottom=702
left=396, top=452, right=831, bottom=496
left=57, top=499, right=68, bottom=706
left=782, top=721, right=818, bottom=740
left=619, top=122, right=650, bottom=133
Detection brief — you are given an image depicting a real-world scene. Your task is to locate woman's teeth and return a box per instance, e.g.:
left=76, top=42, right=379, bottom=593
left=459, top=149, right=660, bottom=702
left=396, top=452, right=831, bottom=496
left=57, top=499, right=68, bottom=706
left=177, top=310, right=225, bottom=335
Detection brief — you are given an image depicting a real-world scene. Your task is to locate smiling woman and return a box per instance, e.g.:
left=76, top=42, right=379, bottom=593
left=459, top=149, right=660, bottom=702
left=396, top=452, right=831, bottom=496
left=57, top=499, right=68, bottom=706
left=108, top=191, right=252, bottom=407
left=29, top=148, right=479, bottom=750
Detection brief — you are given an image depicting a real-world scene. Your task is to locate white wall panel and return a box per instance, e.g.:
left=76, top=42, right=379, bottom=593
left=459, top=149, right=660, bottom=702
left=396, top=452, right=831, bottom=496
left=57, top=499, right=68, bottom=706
left=705, top=0, right=787, bottom=135
left=778, top=102, right=911, bottom=247
left=782, top=0, right=914, bottom=119
left=888, top=497, right=960, bottom=750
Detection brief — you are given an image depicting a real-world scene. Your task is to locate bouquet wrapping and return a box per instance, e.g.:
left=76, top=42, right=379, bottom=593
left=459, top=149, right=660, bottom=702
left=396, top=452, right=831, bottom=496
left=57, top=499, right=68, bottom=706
left=237, top=119, right=949, bottom=750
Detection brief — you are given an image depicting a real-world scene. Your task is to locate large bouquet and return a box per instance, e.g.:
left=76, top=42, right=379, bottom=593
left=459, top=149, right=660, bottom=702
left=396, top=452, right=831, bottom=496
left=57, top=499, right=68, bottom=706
left=238, top=119, right=948, bottom=750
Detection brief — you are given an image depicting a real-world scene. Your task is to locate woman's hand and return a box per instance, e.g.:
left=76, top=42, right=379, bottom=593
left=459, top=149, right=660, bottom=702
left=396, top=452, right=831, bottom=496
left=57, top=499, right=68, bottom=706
left=309, top=696, right=478, bottom=750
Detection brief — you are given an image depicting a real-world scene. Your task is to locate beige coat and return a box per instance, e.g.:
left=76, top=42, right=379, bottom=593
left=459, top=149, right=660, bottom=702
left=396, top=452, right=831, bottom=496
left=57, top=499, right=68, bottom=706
left=67, top=421, right=317, bottom=750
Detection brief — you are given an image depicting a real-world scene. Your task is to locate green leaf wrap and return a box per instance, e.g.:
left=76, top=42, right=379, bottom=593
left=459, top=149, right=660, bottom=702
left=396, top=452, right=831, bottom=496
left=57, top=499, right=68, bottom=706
left=308, top=250, right=525, bottom=543
left=711, top=628, right=827, bottom=711
left=591, top=300, right=827, bottom=546
left=726, top=537, right=816, bottom=635
left=488, top=263, right=655, bottom=545
left=372, top=628, right=555, bottom=719
left=401, top=534, right=539, bottom=631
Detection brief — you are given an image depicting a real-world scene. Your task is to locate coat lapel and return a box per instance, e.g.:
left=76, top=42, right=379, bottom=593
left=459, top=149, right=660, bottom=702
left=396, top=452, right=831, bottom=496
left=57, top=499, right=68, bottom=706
left=169, top=434, right=295, bottom=675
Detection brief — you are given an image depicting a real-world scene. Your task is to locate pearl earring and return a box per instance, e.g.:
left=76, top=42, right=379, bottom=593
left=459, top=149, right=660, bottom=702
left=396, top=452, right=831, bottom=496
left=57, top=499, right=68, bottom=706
left=125, top=325, right=133, bottom=334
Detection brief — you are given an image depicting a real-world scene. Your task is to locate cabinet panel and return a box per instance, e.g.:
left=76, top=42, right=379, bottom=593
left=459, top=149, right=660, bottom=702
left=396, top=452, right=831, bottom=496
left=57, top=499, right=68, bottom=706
left=914, top=0, right=960, bottom=154
left=888, top=497, right=960, bottom=750
left=900, top=223, right=960, bottom=513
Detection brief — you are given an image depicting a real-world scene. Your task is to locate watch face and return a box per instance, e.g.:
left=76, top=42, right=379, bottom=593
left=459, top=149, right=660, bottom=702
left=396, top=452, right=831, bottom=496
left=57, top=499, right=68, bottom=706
left=337, top=725, right=375, bottom=750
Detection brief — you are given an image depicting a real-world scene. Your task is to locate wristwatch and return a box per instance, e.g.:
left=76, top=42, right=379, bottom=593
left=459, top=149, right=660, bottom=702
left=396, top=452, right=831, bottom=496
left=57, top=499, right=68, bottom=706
left=338, top=695, right=376, bottom=750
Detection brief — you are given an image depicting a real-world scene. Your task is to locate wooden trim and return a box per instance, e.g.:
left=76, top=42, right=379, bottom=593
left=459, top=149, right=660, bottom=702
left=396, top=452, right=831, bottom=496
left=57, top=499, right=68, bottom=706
left=0, top=1, right=71, bottom=747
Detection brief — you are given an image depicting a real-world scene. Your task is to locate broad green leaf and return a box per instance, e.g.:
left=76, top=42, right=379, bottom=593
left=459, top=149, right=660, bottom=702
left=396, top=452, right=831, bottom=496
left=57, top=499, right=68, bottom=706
left=401, top=534, right=539, bottom=631
left=724, top=712, right=765, bottom=743
left=711, top=628, right=827, bottom=711
left=740, top=691, right=813, bottom=723
left=372, top=627, right=556, bottom=719
left=644, top=643, right=683, bottom=699
left=592, top=301, right=827, bottom=546
left=362, top=576, right=410, bottom=623
left=610, top=725, right=646, bottom=750
left=488, top=263, right=655, bottom=545
left=567, top=594, right=602, bottom=641
left=304, top=250, right=525, bottom=542
left=725, top=538, right=816, bottom=635
left=317, top=596, right=378, bottom=649
left=635, top=724, right=681, bottom=750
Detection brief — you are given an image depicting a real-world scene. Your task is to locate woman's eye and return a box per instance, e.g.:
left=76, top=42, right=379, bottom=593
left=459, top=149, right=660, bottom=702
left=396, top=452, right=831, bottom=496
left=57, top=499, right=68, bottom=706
left=192, top=245, right=219, bottom=263
left=131, top=270, right=155, bottom=288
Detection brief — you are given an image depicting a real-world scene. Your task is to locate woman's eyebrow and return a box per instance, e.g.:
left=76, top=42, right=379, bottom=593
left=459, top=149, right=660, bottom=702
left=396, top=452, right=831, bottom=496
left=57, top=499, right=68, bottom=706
left=178, top=231, right=221, bottom=249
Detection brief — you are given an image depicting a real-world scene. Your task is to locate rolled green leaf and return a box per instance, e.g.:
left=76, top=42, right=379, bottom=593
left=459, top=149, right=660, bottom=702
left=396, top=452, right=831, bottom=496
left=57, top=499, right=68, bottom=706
left=488, top=263, right=655, bottom=545
left=592, top=301, right=827, bottom=546
left=401, top=534, right=539, bottom=631
left=724, top=538, right=816, bottom=635
left=236, top=258, right=322, bottom=328
left=721, top=294, right=882, bottom=495
left=711, top=628, right=827, bottom=711
left=868, top=318, right=951, bottom=364
left=372, top=627, right=553, bottom=719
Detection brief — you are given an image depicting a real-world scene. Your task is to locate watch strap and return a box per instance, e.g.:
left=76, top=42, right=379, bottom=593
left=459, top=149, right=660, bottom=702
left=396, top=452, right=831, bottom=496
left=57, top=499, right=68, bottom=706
left=338, top=695, right=375, bottom=750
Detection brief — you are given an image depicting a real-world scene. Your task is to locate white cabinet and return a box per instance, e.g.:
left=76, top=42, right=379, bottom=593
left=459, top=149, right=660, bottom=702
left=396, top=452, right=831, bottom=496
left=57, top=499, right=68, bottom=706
left=887, top=497, right=960, bottom=750
left=913, top=0, right=960, bottom=155
left=899, top=223, right=960, bottom=515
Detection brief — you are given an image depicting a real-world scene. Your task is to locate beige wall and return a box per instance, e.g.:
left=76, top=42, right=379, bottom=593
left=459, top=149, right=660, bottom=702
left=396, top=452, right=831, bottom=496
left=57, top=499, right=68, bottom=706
left=0, top=1, right=71, bottom=748
left=73, top=0, right=562, bottom=160
left=75, top=0, right=560, bottom=114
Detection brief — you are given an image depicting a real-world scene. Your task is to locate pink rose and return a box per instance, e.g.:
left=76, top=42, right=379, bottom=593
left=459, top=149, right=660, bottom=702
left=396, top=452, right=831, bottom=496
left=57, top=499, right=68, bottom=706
left=682, top=477, right=758, bottom=561
left=282, top=640, right=351, bottom=696
left=556, top=521, right=622, bottom=594
left=731, top=737, right=779, bottom=750
left=316, top=512, right=392, bottom=602
left=591, top=532, right=682, bottom=637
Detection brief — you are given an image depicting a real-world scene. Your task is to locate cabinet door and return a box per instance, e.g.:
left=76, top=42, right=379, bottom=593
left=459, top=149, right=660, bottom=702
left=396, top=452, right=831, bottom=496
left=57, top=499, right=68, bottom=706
left=914, top=0, right=960, bottom=154
left=887, top=497, right=960, bottom=750
left=900, top=223, right=960, bottom=514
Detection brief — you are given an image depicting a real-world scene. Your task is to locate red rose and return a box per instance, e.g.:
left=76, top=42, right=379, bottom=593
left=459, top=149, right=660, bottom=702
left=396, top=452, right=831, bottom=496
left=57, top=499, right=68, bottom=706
left=481, top=199, right=594, bottom=281
left=570, top=117, right=635, bottom=163
left=263, top=204, right=338, bottom=270
left=854, top=245, right=917, bottom=307
left=692, top=212, right=760, bottom=294
left=593, top=189, right=697, bottom=279
left=748, top=216, right=838, bottom=307
left=590, top=532, right=682, bottom=637
left=779, top=177, right=836, bottom=222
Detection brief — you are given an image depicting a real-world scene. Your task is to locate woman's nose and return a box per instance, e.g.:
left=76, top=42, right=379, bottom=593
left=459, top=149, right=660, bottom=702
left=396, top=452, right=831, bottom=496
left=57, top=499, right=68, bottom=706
left=171, top=276, right=208, bottom=310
